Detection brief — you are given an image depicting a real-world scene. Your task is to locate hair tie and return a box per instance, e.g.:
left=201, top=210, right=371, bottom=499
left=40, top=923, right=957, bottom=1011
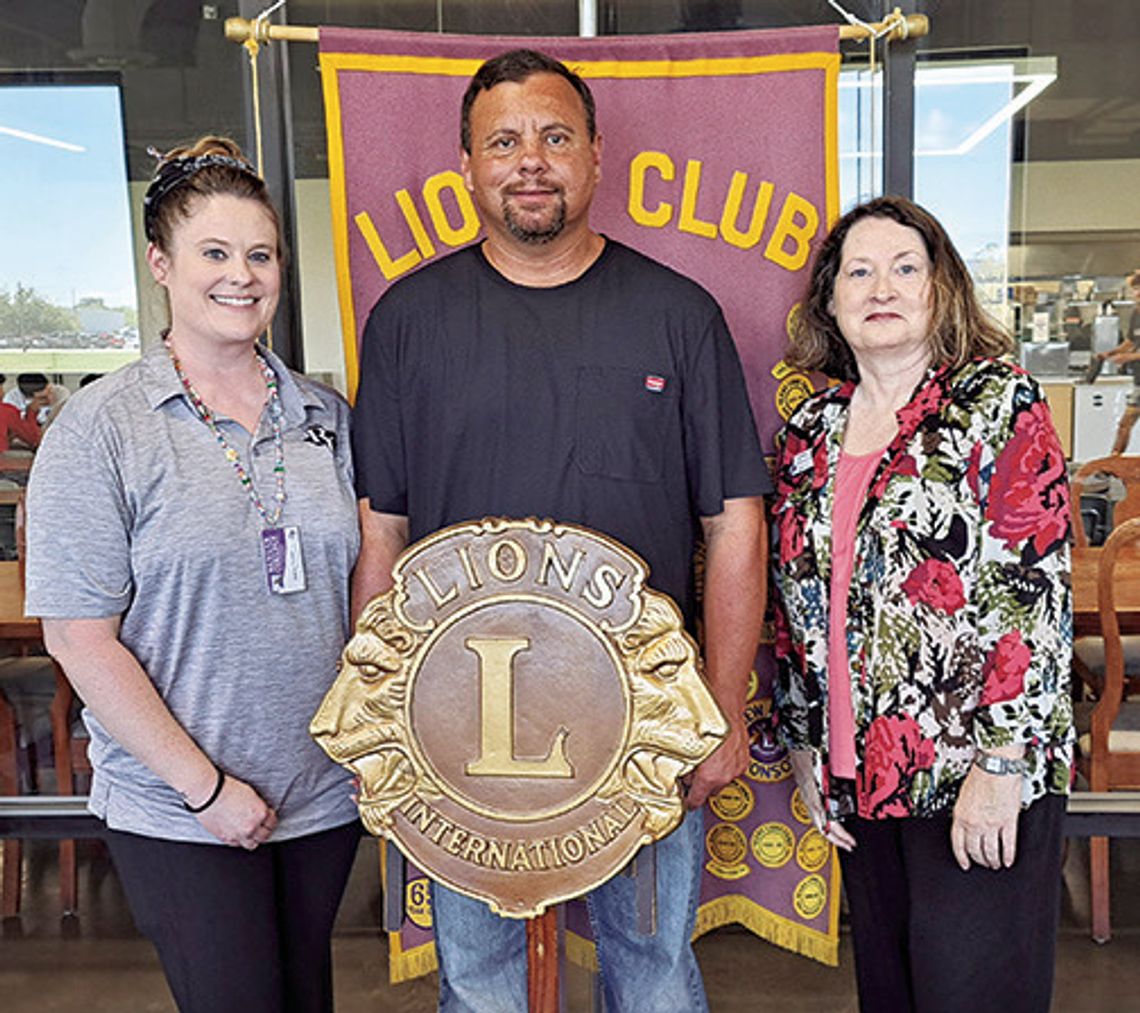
left=142, top=152, right=261, bottom=242
left=182, top=763, right=227, bottom=814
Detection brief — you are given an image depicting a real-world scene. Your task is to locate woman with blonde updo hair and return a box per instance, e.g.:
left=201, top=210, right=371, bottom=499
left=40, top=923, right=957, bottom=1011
left=25, top=137, right=361, bottom=1012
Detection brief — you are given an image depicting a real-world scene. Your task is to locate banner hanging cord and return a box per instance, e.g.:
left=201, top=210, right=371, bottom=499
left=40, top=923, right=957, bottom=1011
left=827, top=3, right=908, bottom=196
left=243, top=0, right=287, bottom=177
left=257, top=0, right=289, bottom=21
left=242, top=0, right=286, bottom=350
left=243, top=39, right=264, bottom=175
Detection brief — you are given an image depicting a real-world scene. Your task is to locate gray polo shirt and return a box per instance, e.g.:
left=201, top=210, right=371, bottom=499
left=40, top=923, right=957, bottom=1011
left=25, top=342, right=360, bottom=842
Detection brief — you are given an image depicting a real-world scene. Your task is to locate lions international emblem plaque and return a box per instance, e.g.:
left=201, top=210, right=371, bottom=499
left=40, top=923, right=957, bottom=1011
left=311, top=517, right=727, bottom=917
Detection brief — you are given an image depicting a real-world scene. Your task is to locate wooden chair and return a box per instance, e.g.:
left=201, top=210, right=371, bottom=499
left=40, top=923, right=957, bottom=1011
left=0, top=493, right=90, bottom=921
left=0, top=653, right=59, bottom=919
left=0, top=679, right=21, bottom=918
left=50, top=670, right=89, bottom=916
left=1071, top=456, right=1140, bottom=700
left=1074, top=516, right=1140, bottom=942
left=1071, top=455, right=1140, bottom=549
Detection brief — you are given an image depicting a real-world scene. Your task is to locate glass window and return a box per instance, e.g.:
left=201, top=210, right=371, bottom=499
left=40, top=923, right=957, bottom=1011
left=0, top=74, right=140, bottom=374
left=912, top=4, right=1140, bottom=460
left=913, top=56, right=1057, bottom=324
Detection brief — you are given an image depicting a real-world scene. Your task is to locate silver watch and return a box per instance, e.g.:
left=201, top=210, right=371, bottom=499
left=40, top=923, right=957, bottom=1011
left=973, top=752, right=1027, bottom=776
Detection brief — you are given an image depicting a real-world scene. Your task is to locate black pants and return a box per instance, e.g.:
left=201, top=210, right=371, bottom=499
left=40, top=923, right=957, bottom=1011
left=106, top=820, right=361, bottom=1013
left=839, top=794, right=1066, bottom=1013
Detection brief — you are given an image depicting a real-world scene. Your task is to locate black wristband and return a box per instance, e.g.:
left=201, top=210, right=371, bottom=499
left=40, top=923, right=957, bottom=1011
left=183, top=764, right=226, bottom=814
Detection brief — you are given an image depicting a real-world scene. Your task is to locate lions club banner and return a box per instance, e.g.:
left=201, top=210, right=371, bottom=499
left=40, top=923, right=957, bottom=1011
left=319, top=24, right=841, bottom=981
left=320, top=25, right=837, bottom=449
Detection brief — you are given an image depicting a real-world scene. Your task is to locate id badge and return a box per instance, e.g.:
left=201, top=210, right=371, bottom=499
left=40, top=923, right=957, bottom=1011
left=262, top=526, right=307, bottom=594
left=790, top=449, right=814, bottom=476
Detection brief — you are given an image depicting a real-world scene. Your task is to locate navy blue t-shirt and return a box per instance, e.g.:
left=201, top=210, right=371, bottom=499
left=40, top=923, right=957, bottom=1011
left=352, top=238, right=771, bottom=628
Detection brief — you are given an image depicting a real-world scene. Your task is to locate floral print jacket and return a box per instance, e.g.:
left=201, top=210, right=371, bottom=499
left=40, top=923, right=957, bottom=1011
left=772, top=357, right=1073, bottom=819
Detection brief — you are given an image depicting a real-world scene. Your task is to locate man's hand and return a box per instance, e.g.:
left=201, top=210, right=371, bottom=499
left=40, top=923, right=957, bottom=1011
left=686, top=716, right=749, bottom=809
left=27, top=388, right=53, bottom=412
left=691, top=496, right=766, bottom=808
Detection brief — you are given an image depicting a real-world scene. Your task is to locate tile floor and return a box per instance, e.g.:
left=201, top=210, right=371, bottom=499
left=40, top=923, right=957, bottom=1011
left=0, top=834, right=1138, bottom=1011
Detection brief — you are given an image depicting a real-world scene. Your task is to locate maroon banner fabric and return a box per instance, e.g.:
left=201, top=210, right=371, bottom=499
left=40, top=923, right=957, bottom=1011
left=320, top=25, right=839, bottom=449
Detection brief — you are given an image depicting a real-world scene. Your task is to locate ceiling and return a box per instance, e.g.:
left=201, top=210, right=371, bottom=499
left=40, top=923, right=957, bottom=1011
left=0, top=0, right=1136, bottom=178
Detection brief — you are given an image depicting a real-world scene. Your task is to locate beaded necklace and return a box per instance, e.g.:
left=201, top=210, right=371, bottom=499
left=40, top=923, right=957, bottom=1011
left=166, top=338, right=286, bottom=528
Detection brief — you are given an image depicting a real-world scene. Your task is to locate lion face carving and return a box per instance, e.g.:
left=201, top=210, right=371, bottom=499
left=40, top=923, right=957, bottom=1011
left=608, top=590, right=728, bottom=835
left=310, top=593, right=428, bottom=832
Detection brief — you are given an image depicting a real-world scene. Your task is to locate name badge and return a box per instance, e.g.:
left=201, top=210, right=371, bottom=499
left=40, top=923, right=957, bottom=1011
left=790, top=450, right=814, bottom=476
left=262, top=526, right=307, bottom=594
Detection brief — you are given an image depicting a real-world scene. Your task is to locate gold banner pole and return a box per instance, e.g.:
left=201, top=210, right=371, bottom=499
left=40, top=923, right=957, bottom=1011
left=224, top=18, right=318, bottom=45
left=223, top=11, right=928, bottom=47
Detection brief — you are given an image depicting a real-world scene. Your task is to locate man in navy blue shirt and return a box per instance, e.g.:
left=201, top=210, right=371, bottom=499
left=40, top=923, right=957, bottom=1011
left=352, top=48, right=769, bottom=1013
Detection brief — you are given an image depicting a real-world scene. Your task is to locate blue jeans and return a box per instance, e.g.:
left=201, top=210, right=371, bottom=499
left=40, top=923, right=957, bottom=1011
left=432, top=808, right=708, bottom=1013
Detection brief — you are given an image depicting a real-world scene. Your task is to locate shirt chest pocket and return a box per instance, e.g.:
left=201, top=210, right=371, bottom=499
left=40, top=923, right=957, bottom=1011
left=575, top=365, right=676, bottom=483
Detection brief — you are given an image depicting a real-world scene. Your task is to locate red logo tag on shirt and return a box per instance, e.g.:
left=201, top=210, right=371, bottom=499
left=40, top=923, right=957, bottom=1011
left=644, top=375, right=666, bottom=393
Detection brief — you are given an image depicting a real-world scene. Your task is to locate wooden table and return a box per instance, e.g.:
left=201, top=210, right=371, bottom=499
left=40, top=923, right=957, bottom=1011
left=0, top=452, right=33, bottom=475
left=0, top=560, right=35, bottom=641
left=1072, top=546, right=1140, bottom=638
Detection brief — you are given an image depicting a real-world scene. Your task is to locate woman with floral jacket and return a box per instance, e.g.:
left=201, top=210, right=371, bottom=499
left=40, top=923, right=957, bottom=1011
left=772, top=196, right=1072, bottom=1013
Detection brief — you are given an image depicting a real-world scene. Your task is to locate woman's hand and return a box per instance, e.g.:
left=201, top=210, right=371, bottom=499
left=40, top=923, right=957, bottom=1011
left=950, top=762, right=1022, bottom=870
left=789, top=749, right=856, bottom=852
left=42, top=618, right=280, bottom=851
left=196, top=775, right=278, bottom=850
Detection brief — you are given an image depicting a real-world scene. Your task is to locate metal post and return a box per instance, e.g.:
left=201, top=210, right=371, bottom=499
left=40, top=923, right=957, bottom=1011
left=633, top=843, right=658, bottom=934
left=381, top=840, right=406, bottom=932
left=237, top=0, right=304, bottom=370
left=881, top=1, right=917, bottom=198
left=578, top=0, right=598, bottom=38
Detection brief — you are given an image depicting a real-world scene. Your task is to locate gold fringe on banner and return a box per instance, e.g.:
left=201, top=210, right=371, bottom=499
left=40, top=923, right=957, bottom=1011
left=387, top=932, right=439, bottom=985
left=694, top=894, right=839, bottom=967
left=565, top=930, right=601, bottom=974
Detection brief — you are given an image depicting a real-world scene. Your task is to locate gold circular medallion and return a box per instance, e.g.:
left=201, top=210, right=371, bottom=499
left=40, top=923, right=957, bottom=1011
left=784, top=302, right=802, bottom=340
left=705, top=859, right=751, bottom=881
left=796, top=827, right=830, bottom=872
left=708, top=779, right=755, bottom=822
left=705, top=822, right=750, bottom=880
left=311, top=518, right=728, bottom=918
left=706, top=822, right=748, bottom=866
left=789, top=787, right=812, bottom=825
left=750, top=821, right=795, bottom=869
left=405, top=877, right=433, bottom=929
left=743, top=699, right=770, bottom=729
left=793, top=873, right=828, bottom=920
left=775, top=373, right=816, bottom=422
